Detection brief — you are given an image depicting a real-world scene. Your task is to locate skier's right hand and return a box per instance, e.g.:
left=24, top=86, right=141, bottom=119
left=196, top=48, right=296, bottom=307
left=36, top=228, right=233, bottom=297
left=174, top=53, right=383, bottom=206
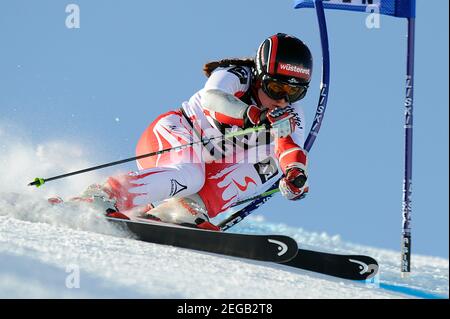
left=243, top=104, right=264, bottom=127
left=243, top=105, right=296, bottom=138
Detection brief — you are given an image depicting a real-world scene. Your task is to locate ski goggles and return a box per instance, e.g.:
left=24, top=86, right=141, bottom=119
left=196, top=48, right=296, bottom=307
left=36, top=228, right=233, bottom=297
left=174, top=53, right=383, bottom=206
left=261, top=76, right=308, bottom=103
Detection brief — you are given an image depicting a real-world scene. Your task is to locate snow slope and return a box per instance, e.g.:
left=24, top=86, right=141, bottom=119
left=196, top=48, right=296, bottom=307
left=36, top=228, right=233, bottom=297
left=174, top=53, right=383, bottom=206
left=0, top=192, right=448, bottom=299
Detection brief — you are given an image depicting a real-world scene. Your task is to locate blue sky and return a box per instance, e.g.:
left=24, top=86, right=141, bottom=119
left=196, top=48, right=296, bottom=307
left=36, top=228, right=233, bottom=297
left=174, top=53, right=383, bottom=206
left=0, top=0, right=448, bottom=258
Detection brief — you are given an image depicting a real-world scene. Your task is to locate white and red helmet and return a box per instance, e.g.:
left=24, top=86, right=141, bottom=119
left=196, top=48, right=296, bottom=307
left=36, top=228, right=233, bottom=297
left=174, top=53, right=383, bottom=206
left=255, top=33, right=313, bottom=101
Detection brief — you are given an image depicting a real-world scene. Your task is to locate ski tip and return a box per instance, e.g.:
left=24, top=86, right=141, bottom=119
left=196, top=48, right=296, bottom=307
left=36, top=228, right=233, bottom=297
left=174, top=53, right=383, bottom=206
left=28, top=177, right=45, bottom=188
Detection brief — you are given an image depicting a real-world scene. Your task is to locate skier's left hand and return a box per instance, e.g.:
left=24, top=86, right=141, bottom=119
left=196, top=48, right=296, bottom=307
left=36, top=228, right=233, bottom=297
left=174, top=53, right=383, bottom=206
left=279, top=164, right=309, bottom=201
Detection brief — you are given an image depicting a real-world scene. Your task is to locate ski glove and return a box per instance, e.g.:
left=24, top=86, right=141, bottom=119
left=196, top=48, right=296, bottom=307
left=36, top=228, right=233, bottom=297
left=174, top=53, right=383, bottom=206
left=279, top=164, right=309, bottom=201
left=243, top=105, right=296, bottom=138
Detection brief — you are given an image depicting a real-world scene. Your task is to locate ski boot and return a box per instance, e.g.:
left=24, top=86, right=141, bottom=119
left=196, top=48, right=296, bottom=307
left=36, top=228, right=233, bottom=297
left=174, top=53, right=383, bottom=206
left=142, top=194, right=220, bottom=231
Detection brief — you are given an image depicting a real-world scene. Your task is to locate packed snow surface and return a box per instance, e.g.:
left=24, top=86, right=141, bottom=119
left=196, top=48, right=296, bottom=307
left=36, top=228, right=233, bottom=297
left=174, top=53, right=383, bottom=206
left=0, top=192, right=448, bottom=299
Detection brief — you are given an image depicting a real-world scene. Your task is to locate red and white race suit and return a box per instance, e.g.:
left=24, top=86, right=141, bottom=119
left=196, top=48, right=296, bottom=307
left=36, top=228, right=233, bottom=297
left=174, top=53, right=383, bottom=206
left=111, top=66, right=307, bottom=218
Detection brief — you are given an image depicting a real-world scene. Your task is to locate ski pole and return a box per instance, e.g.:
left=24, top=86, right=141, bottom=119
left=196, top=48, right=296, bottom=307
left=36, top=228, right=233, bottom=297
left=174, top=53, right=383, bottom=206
left=28, top=125, right=267, bottom=188
left=230, top=187, right=280, bottom=208
left=220, top=175, right=307, bottom=231
left=219, top=185, right=280, bottom=231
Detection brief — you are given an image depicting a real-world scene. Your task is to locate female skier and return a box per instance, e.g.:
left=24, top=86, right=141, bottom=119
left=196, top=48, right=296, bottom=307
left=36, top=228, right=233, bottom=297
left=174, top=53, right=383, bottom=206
left=77, top=33, right=313, bottom=231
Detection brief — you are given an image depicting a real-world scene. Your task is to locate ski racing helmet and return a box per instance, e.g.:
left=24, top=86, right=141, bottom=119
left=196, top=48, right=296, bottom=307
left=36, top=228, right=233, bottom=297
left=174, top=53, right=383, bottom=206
left=255, top=33, right=313, bottom=102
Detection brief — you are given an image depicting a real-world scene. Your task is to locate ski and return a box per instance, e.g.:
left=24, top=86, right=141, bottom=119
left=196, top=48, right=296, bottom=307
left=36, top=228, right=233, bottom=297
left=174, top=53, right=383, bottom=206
left=280, top=249, right=379, bottom=281
left=106, top=217, right=378, bottom=280
left=106, top=216, right=299, bottom=263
